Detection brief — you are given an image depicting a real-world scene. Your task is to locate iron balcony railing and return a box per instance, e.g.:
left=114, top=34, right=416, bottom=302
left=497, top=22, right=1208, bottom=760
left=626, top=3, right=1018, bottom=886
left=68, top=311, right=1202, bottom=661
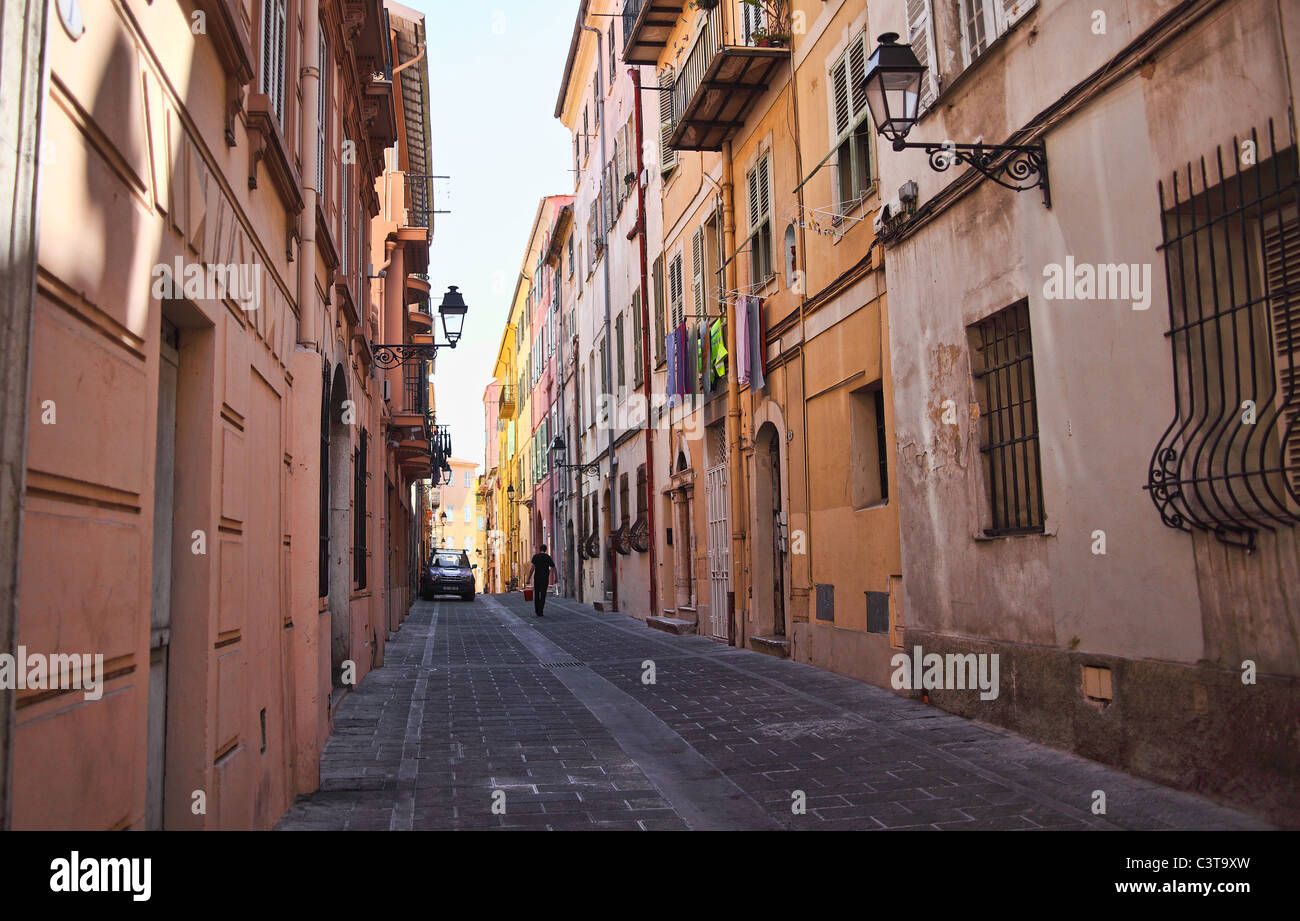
left=498, top=383, right=517, bottom=420
left=622, top=0, right=645, bottom=48
left=670, top=0, right=787, bottom=151
left=405, top=174, right=434, bottom=229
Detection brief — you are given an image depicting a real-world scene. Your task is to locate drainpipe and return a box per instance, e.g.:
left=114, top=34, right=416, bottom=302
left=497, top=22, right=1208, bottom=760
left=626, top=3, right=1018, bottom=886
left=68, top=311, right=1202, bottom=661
left=392, top=44, right=424, bottom=77
left=298, top=0, right=322, bottom=349
left=721, top=139, right=746, bottom=647
left=629, top=68, right=658, bottom=623
left=581, top=18, right=617, bottom=613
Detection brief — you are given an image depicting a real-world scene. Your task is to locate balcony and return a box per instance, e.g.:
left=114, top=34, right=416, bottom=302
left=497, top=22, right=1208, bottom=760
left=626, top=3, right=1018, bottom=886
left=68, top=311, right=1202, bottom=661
left=404, top=174, right=434, bottom=230
left=668, top=0, right=790, bottom=152
left=621, top=0, right=684, bottom=65
left=498, top=383, right=517, bottom=421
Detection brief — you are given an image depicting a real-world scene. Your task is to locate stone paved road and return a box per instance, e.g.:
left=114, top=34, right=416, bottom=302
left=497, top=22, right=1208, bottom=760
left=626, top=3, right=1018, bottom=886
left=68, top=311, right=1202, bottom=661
left=276, top=594, right=1268, bottom=831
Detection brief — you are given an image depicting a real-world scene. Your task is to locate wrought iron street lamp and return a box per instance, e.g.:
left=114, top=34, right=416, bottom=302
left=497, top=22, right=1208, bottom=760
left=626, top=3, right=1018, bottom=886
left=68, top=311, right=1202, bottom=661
left=548, top=435, right=601, bottom=477
left=373, top=285, right=471, bottom=369
left=861, top=33, right=1050, bottom=205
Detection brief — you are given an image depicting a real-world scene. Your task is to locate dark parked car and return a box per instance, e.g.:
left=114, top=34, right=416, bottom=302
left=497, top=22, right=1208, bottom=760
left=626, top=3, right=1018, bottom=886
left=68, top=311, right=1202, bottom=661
left=421, top=551, right=476, bottom=601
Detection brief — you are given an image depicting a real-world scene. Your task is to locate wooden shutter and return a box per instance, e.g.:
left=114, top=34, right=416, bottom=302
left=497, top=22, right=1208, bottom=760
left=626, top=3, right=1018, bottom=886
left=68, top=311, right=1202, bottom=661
left=261, top=0, right=286, bottom=118
left=748, top=154, right=770, bottom=232
left=341, top=165, right=349, bottom=275
left=261, top=0, right=274, bottom=98
left=905, top=0, right=939, bottom=109
left=1003, top=0, right=1037, bottom=28
left=669, top=252, right=684, bottom=329
left=742, top=0, right=763, bottom=44
left=615, top=125, right=627, bottom=202
left=849, top=34, right=868, bottom=128
left=1263, top=205, right=1300, bottom=499
left=616, top=312, right=626, bottom=398
left=652, top=254, right=666, bottom=364
left=317, top=32, right=327, bottom=193
left=832, top=33, right=869, bottom=141
left=632, top=290, right=643, bottom=385
left=659, top=66, right=677, bottom=174
left=691, top=227, right=705, bottom=319
left=831, top=56, right=850, bottom=139
left=270, top=0, right=287, bottom=123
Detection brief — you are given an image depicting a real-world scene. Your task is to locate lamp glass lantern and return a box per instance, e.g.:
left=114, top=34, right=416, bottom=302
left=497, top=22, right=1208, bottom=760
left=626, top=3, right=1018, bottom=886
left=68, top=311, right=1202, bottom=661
left=861, top=33, right=926, bottom=148
left=506, top=485, right=515, bottom=502
left=438, top=286, right=468, bottom=346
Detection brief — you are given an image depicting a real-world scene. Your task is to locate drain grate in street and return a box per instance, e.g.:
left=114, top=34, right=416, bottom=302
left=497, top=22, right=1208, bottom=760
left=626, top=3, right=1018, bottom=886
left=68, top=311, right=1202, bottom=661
left=539, top=660, right=583, bottom=669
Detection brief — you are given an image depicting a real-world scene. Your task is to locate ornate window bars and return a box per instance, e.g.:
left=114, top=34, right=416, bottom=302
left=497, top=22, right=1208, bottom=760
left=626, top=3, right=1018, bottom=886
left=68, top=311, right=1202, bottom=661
left=1146, top=121, right=1300, bottom=551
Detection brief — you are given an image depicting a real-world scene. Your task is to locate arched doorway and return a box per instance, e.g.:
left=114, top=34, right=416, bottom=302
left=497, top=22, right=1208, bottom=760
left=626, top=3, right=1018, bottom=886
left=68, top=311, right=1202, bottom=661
left=327, top=363, right=352, bottom=687
left=753, top=422, right=786, bottom=638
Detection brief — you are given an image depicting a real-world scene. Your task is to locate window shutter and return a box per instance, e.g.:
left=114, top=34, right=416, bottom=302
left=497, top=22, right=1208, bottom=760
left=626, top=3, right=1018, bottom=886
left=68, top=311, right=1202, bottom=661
left=849, top=34, right=868, bottom=126
left=653, top=254, right=666, bottom=363
left=317, top=32, right=327, bottom=194
left=831, top=57, right=850, bottom=139
left=1263, top=206, right=1300, bottom=498
left=669, top=253, right=684, bottom=329
left=659, top=66, right=678, bottom=174
left=615, top=126, right=626, bottom=202
left=616, top=312, right=625, bottom=397
left=1003, top=0, right=1037, bottom=28
left=261, top=1, right=274, bottom=98
left=273, top=0, right=287, bottom=123
left=341, top=165, right=349, bottom=275
left=632, top=290, right=643, bottom=385
left=742, top=1, right=763, bottom=44
left=905, top=0, right=939, bottom=109
left=691, top=228, right=705, bottom=319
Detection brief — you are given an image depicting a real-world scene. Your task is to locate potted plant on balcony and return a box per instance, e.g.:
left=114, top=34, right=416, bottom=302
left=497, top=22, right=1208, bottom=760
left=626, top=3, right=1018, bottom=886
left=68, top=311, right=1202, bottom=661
left=691, top=0, right=721, bottom=10
left=744, top=0, right=792, bottom=46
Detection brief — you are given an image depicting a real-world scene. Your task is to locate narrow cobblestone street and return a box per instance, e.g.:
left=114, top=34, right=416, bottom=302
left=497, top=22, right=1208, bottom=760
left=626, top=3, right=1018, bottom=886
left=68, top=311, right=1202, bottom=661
left=277, top=595, right=1267, bottom=831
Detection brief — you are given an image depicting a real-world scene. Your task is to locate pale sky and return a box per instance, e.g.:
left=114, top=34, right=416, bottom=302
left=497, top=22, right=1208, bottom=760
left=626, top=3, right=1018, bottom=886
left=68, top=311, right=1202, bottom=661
left=415, top=0, right=578, bottom=473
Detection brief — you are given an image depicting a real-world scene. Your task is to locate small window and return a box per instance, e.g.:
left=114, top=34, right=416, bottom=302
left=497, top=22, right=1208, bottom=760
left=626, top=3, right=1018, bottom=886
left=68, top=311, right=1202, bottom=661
left=970, top=300, right=1045, bottom=535
left=850, top=384, right=888, bottom=508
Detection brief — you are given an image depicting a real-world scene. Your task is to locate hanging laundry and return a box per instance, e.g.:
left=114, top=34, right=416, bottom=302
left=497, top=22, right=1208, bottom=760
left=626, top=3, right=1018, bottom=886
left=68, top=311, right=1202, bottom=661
left=665, top=330, right=678, bottom=404
left=699, top=321, right=712, bottom=398
left=683, top=323, right=698, bottom=395
left=675, top=324, right=689, bottom=397
left=750, top=294, right=766, bottom=393
left=709, top=317, right=727, bottom=383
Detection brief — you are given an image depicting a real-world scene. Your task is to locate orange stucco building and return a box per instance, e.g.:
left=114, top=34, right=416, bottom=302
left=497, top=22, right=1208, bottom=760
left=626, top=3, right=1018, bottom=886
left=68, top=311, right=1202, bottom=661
left=2, top=0, right=436, bottom=830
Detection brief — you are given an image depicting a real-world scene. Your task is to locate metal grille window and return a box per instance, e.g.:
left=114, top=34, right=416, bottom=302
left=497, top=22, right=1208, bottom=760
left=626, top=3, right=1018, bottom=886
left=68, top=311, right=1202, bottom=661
left=1146, top=122, right=1300, bottom=550
left=970, top=300, right=1045, bottom=534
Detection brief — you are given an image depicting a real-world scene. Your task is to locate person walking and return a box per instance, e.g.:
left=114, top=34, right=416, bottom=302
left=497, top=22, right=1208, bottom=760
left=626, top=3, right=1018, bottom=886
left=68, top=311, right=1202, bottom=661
left=525, top=544, right=555, bottom=617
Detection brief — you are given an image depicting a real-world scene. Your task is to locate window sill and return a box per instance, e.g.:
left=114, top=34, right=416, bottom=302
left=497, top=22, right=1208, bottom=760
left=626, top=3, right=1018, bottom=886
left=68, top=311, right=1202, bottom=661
left=972, top=525, right=1053, bottom=542
left=853, top=499, right=889, bottom=513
